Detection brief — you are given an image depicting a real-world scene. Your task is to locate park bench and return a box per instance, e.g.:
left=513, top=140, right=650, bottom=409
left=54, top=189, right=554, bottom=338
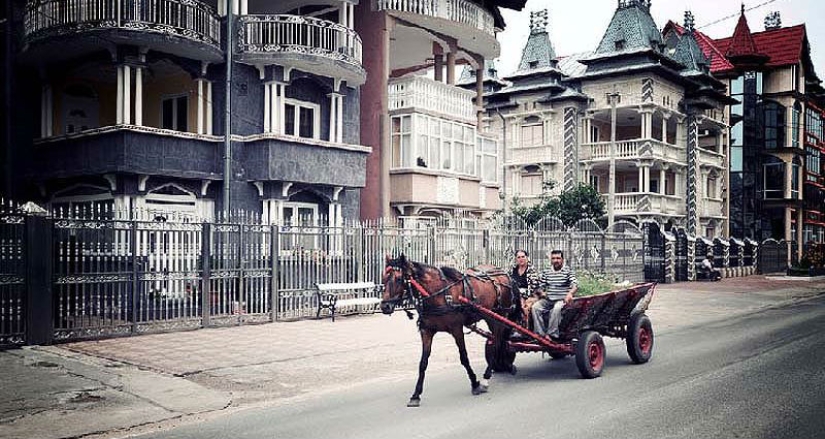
left=316, top=282, right=381, bottom=321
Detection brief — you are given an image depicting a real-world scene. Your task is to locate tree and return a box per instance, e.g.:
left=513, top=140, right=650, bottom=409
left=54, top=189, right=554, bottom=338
left=509, top=182, right=606, bottom=228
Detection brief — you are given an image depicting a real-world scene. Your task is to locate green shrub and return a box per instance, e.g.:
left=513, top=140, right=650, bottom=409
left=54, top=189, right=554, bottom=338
left=576, top=270, right=616, bottom=297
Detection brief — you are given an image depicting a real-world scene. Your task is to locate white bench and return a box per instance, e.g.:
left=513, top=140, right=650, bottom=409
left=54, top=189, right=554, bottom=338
left=316, top=282, right=381, bottom=321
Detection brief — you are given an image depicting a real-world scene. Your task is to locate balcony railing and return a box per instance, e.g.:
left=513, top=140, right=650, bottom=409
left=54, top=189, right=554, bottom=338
left=507, top=146, right=559, bottom=166
left=376, top=0, right=495, bottom=35
left=698, top=148, right=725, bottom=169
left=606, top=193, right=686, bottom=215
left=25, top=0, right=220, bottom=48
left=237, top=14, right=362, bottom=67
left=582, top=139, right=685, bottom=163
left=389, top=76, right=475, bottom=122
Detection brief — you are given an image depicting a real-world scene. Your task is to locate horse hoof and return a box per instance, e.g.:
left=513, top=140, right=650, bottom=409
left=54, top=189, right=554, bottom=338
left=509, top=364, right=518, bottom=375
left=472, top=385, right=488, bottom=395
left=407, top=399, right=420, bottom=407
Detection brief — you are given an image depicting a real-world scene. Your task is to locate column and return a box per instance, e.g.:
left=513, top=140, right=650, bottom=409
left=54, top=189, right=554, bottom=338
left=328, top=92, right=343, bottom=143
left=264, top=81, right=271, bottom=132
left=446, top=52, right=455, bottom=85
left=41, top=84, right=53, bottom=137
left=476, top=60, right=484, bottom=128
left=135, top=66, right=143, bottom=126
left=662, top=115, right=669, bottom=143
left=197, top=78, right=205, bottom=134
left=642, top=110, right=653, bottom=139
left=206, top=81, right=213, bottom=134
left=116, top=66, right=123, bottom=124
left=239, top=0, right=248, bottom=15
left=123, top=65, right=131, bottom=125
left=433, top=54, right=444, bottom=82
left=329, top=203, right=336, bottom=228
left=644, top=164, right=651, bottom=193
left=660, top=167, right=666, bottom=195
left=638, top=164, right=644, bottom=193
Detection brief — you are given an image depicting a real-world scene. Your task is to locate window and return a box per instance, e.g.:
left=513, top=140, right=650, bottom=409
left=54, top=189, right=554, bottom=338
left=615, top=40, right=626, bottom=51
left=522, top=173, right=543, bottom=196
left=807, top=147, right=821, bottom=176
left=707, top=177, right=717, bottom=199
left=521, top=123, right=544, bottom=148
left=764, top=101, right=786, bottom=149
left=162, top=95, right=188, bottom=131
left=477, top=136, right=498, bottom=183
left=763, top=162, right=784, bottom=199
left=791, top=103, right=801, bottom=149
left=391, top=115, right=412, bottom=168
left=283, top=100, right=319, bottom=139
left=792, top=162, right=801, bottom=200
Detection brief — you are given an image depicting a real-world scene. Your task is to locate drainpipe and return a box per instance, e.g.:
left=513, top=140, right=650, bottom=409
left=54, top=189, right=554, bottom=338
left=223, top=0, right=235, bottom=219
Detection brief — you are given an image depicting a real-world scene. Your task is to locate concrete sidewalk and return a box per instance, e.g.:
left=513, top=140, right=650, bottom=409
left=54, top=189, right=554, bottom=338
left=2, top=275, right=824, bottom=439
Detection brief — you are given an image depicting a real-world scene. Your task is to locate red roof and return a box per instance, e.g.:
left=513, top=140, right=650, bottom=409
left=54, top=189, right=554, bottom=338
left=663, top=20, right=806, bottom=74
left=725, top=11, right=760, bottom=58
left=714, top=25, right=806, bottom=70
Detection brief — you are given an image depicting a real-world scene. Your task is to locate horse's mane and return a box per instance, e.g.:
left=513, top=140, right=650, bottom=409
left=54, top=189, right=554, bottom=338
left=440, top=266, right=464, bottom=282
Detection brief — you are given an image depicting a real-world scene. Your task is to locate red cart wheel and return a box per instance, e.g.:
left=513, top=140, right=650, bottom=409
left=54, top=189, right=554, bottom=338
left=626, top=313, right=654, bottom=364
left=575, top=331, right=604, bottom=378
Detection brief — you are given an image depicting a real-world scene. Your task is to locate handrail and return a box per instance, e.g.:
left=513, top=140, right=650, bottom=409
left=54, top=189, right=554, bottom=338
left=24, top=0, right=220, bottom=47
left=376, top=0, right=495, bottom=35
left=237, top=14, right=362, bottom=66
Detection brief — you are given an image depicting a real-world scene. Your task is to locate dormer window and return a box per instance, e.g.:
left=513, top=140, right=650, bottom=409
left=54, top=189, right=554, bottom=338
left=615, top=40, right=626, bottom=51
left=529, top=61, right=539, bottom=68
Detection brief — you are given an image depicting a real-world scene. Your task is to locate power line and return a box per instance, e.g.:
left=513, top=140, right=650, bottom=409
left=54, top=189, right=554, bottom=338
left=697, top=0, right=781, bottom=30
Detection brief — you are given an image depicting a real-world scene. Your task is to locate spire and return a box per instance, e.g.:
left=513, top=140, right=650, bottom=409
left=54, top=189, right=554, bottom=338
left=516, top=9, right=557, bottom=71
left=594, top=0, right=662, bottom=55
left=726, top=6, right=759, bottom=58
left=672, top=10, right=710, bottom=73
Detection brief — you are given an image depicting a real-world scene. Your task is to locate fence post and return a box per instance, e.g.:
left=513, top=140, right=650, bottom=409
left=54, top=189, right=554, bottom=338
left=270, top=224, right=279, bottom=322
left=130, top=219, right=138, bottom=334
left=428, top=225, right=437, bottom=266
left=201, top=223, right=211, bottom=327
left=25, top=215, right=53, bottom=345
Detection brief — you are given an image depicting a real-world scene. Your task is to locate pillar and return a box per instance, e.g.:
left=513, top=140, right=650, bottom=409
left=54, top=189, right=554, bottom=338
left=659, top=167, right=666, bottom=195
left=446, top=52, right=455, bottom=85
left=328, top=92, right=344, bottom=143
left=434, top=54, right=444, bottom=82
left=356, top=2, right=390, bottom=219
left=123, top=65, right=131, bottom=124
left=135, top=65, right=143, bottom=126
left=41, top=84, right=53, bottom=137
left=476, top=60, right=484, bottom=128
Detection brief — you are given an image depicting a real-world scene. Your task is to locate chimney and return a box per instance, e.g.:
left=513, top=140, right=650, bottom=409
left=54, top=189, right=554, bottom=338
left=764, top=11, right=781, bottom=30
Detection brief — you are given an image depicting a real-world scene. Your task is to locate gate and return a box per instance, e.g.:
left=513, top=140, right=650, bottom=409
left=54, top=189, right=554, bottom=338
left=758, top=239, right=788, bottom=274
left=643, top=222, right=665, bottom=282
left=0, top=205, right=26, bottom=347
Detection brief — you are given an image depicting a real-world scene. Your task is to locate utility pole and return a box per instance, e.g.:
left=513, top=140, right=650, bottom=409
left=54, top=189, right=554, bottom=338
left=223, top=0, right=235, bottom=220
left=607, top=89, right=619, bottom=228
left=496, top=109, right=507, bottom=214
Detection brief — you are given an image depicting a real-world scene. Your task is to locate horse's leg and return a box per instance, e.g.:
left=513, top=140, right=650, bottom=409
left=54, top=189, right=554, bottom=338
left=408, top=329, right=434, bottom=407
left=451, top=327, right=485, bottom=395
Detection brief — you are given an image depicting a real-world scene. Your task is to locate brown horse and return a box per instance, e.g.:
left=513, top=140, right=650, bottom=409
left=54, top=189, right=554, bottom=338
left=380, top=254, right=522, bottom=407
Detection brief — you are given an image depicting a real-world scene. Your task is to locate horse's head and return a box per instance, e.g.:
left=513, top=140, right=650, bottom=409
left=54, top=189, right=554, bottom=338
left=380, top=253, right=413, bottom=314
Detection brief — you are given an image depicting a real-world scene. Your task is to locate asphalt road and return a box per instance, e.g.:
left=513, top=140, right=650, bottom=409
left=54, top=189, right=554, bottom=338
left=136, top=296, right=825, bottom=439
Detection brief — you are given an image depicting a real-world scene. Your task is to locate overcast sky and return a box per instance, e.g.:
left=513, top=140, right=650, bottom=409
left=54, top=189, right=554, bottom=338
left=496, top=0, right=825, bottom=78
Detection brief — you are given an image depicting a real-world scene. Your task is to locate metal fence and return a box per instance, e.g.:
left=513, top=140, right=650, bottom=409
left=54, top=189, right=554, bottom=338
left=0, top=203, right=647, bottom=346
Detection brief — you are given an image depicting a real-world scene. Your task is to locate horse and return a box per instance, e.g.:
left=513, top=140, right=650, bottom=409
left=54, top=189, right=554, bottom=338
left=380, top=254, right=522, bottom=407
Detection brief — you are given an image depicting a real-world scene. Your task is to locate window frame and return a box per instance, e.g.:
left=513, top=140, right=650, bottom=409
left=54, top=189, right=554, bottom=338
left=283, top=98, right=321, bottom=140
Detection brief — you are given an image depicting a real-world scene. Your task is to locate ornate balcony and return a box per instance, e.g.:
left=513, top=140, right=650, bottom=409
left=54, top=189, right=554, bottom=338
left=698, top=148, right=726, bottom=170
left=608, top=193, right=686, bottom=216
left=582, top=139, right=685, bottom=164
left=376, top=0, right=499, bottom=59
left=389, top=76, right=475, bottom=123
left=506, top=146, right=559, bottom=167
left=237, top=14, right=365, bottom=86
left=390, top=170, right=498, bottom=211
left=23, top=0, right=222, bottom=63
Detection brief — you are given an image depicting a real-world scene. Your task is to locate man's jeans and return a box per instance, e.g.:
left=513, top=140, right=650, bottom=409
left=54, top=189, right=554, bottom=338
left=531, top=298, right=564, bottom=337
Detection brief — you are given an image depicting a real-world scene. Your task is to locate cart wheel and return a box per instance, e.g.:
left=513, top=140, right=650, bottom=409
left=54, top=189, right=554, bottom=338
left=575, top=331, right=605, bottom=379
left=485, top=340, right=516, bottom=373
left=626, top=313, right=654, bottom=364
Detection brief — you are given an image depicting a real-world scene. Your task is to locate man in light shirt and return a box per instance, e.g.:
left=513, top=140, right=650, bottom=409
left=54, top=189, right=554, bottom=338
left=531, top=249, right=577, bottom=339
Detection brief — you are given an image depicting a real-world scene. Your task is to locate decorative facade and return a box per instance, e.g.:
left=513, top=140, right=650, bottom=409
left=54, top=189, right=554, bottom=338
left=664, top=7, right=825, bottom=256
left=486, top=1, right=731, bottom=237
left=2, top=0, right=369, bottom=226
left=355, top=0, right=526, bottom=223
